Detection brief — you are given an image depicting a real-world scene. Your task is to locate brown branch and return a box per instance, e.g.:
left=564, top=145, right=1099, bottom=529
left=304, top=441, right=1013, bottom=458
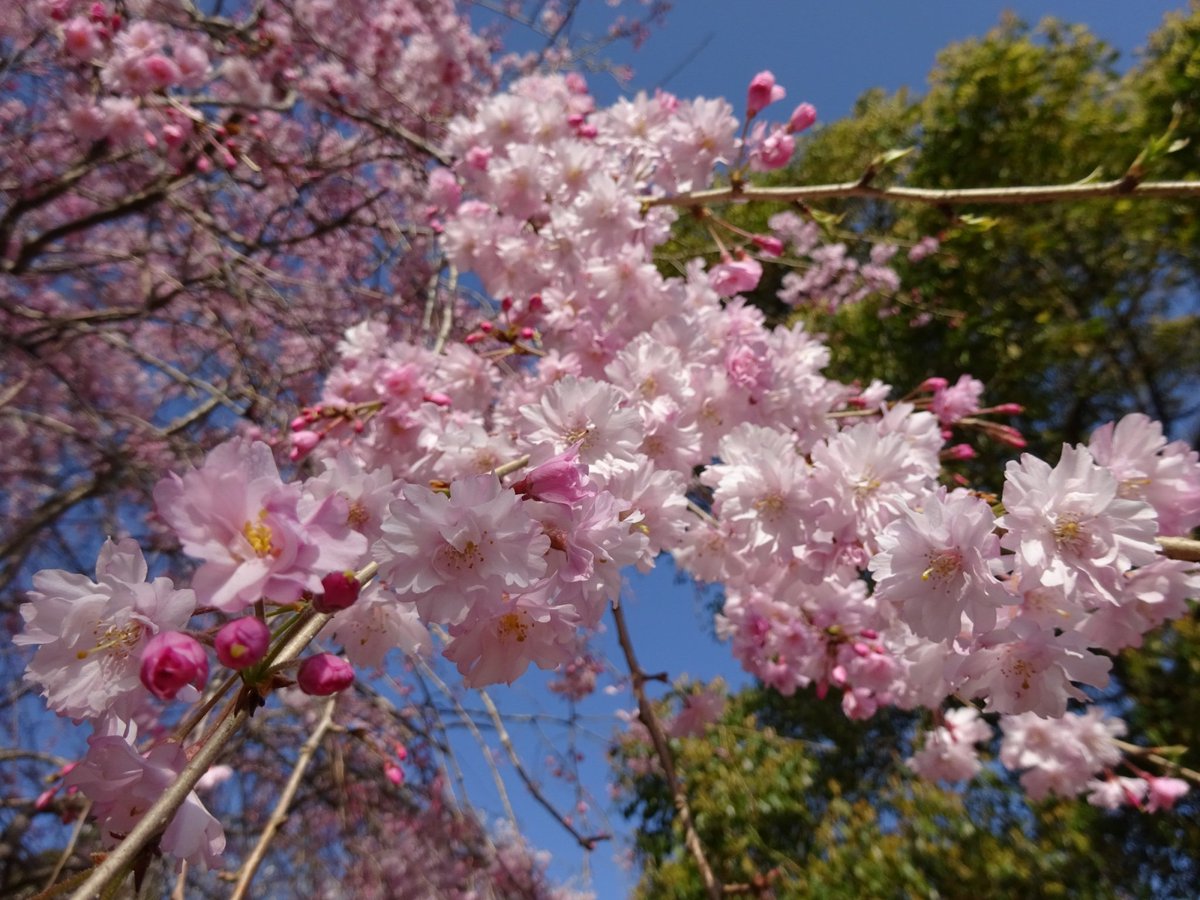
left=1113, top=739, right=1200, bottom=785
left=229, top=697, right=337, bottom=900
left=67, top=607, right=335, bottom=899
left=644, top=178, right=1200, bottom=211
left=1158, top=536, right=1200, bottom=562
left=477, top=689, right=610, bottom=851
left=611, top=603, right=722, bottom=899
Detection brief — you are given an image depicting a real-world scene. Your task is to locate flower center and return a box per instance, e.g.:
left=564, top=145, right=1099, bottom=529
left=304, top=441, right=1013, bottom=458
left=1052, top=513, right=1087, bottom=551
left=921, top=549, right=962, bottom=582
left=497, top=611, right=531, bottom=643
left=78, top=621, right=143, bottom=660
left=243, top=510, right=275, bottom=557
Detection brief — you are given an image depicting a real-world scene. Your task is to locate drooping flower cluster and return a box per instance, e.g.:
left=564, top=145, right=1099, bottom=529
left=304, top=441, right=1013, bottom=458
left=17, top=56, right=1200, bottom=882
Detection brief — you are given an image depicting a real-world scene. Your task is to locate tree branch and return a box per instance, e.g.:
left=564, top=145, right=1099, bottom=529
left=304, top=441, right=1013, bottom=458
left=644, top=178, right=1200, bottom=210
left=229, top=697, right=337, bottom=900
left=611, top=603, right=723, bottom=899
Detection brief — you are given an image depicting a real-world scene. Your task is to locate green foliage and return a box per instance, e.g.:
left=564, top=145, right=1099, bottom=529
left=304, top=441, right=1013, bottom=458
left=613, top=690, right=1148, bottom=899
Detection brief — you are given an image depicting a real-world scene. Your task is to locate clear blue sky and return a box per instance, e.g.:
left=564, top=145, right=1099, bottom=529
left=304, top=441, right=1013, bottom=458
left=449, top=4, right=1192, bottom=897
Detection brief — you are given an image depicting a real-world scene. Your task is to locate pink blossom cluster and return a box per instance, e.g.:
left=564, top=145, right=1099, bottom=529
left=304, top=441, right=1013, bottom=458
left=17, top=57, right=1200, bottom=877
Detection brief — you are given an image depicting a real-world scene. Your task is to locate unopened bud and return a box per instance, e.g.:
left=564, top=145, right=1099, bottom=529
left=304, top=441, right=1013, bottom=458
left=297, top=653, right=355, bottom=696
left=141, top=632, right=208, bottom=700
left=215, top=617, right=270, bottom=670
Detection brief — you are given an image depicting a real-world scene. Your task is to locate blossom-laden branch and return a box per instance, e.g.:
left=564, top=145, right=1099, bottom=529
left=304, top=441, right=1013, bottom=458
left=68, top=608, right=334, bottom=900
left=644, top=177, right=1200, bottom=210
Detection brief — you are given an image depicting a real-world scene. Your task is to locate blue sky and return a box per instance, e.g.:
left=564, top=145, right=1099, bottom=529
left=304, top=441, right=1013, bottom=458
left=448, top=3, right=1196, bottom=897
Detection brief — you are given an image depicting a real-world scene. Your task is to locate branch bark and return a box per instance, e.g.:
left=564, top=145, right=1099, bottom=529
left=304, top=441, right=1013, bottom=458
left=229, top=697, right=337, bottom=900
left=644, top=177, right=1200, bottom=210
left=611, top=603, right=723, bottom=899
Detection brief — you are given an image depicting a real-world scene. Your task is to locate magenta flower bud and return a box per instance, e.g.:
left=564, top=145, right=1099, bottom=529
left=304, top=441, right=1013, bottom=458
left=751, top=234, right=785, bottom=257
left=215, top=617, right=271, bottom=670
left=297, top=653, right=355, bottom=696
left=787, top=102, right=817, bottom=133
left=991, top=402, right=1024, bottom=415
left=141, top=632, right=208, bottom=701
left=746, top=70, right=785, bottom=117
left=292, top=429, right=321, bottom=452
left=314, top=571, right=362, bottom=614
left=920, top=377, right=949, bottom=393
left=512, top=444, right=596, bottom=505
left=944, top=443, right=977, bottom=461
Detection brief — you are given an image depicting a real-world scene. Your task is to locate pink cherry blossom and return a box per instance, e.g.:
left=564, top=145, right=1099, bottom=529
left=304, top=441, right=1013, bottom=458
left=17, top=538, right=195, bottom=721
left=66, top=734, right=225, bottom=869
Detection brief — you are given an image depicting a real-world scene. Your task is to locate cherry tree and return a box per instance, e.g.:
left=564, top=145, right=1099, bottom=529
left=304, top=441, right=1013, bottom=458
left=5, top=2, right=1200, bottom=897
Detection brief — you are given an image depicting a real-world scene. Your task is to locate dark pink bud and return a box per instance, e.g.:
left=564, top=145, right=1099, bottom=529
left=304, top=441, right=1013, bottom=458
left=576, top=123, right=598, bottom=139
left=751, top=234, right=785, bottom=256
left=297, top=653, right=355, bottom=696
left=944, top=443, right=977, bottom=460
left=786, top=102, right=817, bottom=133
left=746, top=70, right=784, bottom=117
left=991, top=403, right=1024, bottom=414
left=520, top=326, right=535, bottom=339
left=141, top=632, right=208, bottom=701
left=859, top=628, right=878, bottom=640
left=512, top=444, right=595, bottom=505
left=35, top=787, right=58, bottom=810
left=291, top=429, right=321, bottom=455
left=314, top=571, right=361, bottom=614
left=215, top=617, right=271, bottom=670
left=479, top=320, right=493, bottom=333
left=501, top=296, right=514, bottom=312
left=384, top=763, right=404, bottom=786
left=528, top=294, right=543, bottom=312
left=464, top=332, right=485, bottom=345
left=994, top=425, right=1027, bottom=449
left=920, top=377, right=948, bottom=392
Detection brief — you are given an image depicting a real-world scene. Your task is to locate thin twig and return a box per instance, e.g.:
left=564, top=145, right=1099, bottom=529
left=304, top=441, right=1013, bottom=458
left=414, top=654, right=519, bottom=829
left=644, top=177, right=1200, bottom=210
left=478, top=690, right=609, bottom=850
left=1114, top=739, right=1200, bottom=785
left=610, top=603, right=722, bottom=899
left=229, top=697, right=338, bottom=900
left=1158, top=535, right=1200, bottom=563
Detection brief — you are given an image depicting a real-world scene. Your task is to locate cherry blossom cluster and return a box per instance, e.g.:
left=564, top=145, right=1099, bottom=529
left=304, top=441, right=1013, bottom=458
left=16, top=54, right=1200, bottom=879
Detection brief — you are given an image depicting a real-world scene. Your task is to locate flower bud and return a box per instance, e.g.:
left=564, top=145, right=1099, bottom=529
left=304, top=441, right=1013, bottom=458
left=787, top=102, right=817, bottom=133
left=314, top=571, right=361, bottom=614
left=297, top=653, right=355, bottom=696
left=746, top=70, right=785, bottom=117
left=215, top=617, right=271, bottom=670
left=141, top=632, right=208, bottom=700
